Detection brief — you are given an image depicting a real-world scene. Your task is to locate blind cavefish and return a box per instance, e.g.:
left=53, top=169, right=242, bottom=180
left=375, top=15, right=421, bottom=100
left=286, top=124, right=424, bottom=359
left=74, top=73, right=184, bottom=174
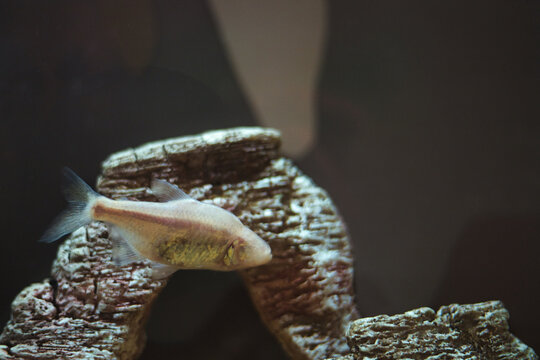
left=40, top=168, right=272, bottom=278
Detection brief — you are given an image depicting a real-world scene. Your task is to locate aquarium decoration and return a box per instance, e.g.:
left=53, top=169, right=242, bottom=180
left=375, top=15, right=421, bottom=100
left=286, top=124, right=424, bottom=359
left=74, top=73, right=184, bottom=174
left=0, top=128, right=536, bottom=360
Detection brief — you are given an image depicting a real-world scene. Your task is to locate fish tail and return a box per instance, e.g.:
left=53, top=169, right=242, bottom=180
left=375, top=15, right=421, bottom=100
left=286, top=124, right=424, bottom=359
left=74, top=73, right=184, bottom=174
left=39, top=167, right=99, bottom=243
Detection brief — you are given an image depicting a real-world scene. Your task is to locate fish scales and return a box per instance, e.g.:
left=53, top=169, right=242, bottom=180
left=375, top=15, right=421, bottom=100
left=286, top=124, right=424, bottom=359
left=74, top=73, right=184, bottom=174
left=40, top=168, right=272, bottom=278
left=92, top=197, right=261, bottom=271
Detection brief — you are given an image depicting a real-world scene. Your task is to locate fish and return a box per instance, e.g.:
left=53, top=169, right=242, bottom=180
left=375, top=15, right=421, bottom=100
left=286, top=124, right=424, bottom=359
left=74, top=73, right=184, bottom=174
left=40, top=168, right=272, bottom=279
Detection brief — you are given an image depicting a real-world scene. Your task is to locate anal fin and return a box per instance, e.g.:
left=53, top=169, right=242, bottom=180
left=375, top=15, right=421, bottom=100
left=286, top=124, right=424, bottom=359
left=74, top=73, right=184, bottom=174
left=150, top=261, right=178, bottom=279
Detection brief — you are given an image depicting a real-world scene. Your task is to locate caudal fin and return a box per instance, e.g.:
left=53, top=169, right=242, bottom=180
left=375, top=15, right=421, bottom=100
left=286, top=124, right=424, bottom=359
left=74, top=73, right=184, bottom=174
left=39, top=168, right=99, bottom=243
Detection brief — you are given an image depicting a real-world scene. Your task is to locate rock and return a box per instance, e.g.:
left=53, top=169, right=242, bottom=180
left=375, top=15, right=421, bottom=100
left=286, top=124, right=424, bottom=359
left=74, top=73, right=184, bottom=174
left=7, top=128, right=533, bottom=360
left=342, top=300, right=537, bottom=360
left=97, top=127, right=358, bottom=360
left=1, top=127, right=358, bottom=360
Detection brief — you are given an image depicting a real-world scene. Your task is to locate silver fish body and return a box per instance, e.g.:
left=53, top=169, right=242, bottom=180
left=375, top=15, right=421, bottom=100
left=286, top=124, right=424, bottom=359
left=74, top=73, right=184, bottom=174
left=40, top=168, right=272, bottom=278
left=92, top=196, right=270, bottom=270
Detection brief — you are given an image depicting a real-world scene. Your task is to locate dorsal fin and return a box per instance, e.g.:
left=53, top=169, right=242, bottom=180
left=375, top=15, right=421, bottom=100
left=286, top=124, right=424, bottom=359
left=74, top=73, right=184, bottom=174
left=150, top=179, right=192, bottom=202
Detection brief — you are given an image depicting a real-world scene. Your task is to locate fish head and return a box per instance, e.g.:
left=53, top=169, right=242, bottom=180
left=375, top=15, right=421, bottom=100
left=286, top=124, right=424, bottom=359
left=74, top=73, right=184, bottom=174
left=225, top=227, right=272, bottom=269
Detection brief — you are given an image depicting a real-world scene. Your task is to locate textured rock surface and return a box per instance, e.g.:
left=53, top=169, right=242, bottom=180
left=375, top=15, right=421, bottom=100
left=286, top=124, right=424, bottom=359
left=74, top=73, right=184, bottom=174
left=97, top=127, right=358, bottom=360
left=0, top=127, right=358, bottom=360
left=0, top=225, right=166, bottom=360
left=341, top=300, right=538, bottom=360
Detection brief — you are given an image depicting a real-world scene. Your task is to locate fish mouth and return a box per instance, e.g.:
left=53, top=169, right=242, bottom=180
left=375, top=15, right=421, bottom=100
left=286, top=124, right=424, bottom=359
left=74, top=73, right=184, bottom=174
left=239, top=230, right=272, bottom=268
left=250, top=241, right=272, bottom=266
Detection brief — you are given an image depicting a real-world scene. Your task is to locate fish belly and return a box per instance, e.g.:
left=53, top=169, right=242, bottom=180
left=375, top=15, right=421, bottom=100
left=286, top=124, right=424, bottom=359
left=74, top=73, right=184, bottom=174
left=152, top=226, right=232, bottom=270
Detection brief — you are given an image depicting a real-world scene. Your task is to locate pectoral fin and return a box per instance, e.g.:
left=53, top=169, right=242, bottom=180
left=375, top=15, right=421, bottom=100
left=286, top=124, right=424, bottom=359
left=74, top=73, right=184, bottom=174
left=109, top=226, right=146, bottom=266
left=109, top=225, right=178, bottom=279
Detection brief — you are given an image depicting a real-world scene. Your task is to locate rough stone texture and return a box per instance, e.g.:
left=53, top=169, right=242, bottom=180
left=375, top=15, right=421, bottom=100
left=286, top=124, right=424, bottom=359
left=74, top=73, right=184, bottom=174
left=4, top=127, right=534, bottom=360
left=0, top=225, right=166, bottom=360
left=342, top=300, right=538, bottom=360
left=0, top=127, right=358, bottom=360
left=97, top=127, right=358, bottom=360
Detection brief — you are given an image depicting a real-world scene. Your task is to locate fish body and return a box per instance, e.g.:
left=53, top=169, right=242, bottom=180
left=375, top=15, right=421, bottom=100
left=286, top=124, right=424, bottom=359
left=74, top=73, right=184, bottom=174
left=41, top=168, right=272, bottom=278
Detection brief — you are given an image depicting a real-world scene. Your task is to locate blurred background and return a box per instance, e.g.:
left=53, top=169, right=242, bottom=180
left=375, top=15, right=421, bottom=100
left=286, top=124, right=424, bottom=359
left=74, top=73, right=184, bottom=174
left=0, top=0, right=538, bottom=358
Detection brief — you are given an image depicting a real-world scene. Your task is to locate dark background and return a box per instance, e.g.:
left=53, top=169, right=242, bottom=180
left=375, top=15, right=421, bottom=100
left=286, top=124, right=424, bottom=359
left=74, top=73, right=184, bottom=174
left=1, top=1, right=538, bottom=358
